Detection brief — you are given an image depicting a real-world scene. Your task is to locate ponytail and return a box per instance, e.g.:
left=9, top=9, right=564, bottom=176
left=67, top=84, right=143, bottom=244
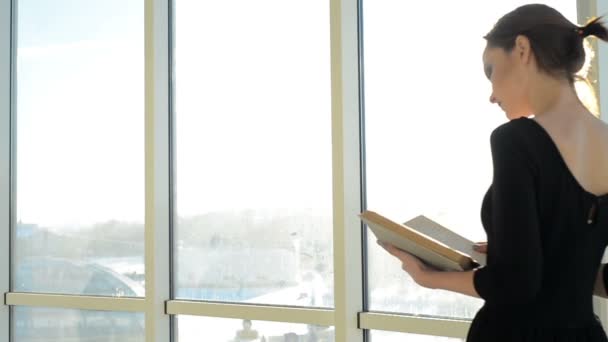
left=579, top=16, right=608, bottom=41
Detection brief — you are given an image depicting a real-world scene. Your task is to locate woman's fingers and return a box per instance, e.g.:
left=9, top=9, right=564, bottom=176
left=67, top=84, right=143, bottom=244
left=473, top=242, right=488, bottom=254
left=377, top=241, right=439, bottom=288
left=378, top=241, right=422, bottom=267
left=378, top=241, right=402, bottom=257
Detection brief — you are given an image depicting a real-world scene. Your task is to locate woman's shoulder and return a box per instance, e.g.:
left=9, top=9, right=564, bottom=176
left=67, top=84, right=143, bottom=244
left=490, top=117, right=538, bottom=149
left=488, top=117, right=546, bottom=175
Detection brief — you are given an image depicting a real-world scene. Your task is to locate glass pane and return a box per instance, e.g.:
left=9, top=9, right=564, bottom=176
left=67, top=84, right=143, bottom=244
left=363, top=0, right=577, bottom=317
left=14, top=0, right=144, bottom=296
left=176, top=315, right=334, bottom=342
left=13, top=307, right=144, bottom=342
left=173, top=1, right=333, bottom=307
left=371, top=330, right=464, bottom=342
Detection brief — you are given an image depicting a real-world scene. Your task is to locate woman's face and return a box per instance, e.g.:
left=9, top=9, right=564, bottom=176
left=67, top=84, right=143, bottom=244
left=482, top=39, right=533, bottom=119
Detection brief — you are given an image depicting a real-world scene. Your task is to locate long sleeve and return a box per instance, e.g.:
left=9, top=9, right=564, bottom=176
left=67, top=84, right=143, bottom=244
left=473, top=122, right=542, bottom=305
left=603, top=262, right=608, bottom=295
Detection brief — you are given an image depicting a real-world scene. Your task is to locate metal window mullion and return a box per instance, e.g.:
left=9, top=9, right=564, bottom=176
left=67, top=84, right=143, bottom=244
left=5, top=293, right=146, bottom=313
left=145, top=0, right=171, bottom=340
left=577, top=0, right=599, bottom=113
left=0, top=0, right=11, bottom=340
left=597, top=0, right=608, bottom=124
left=166, top=301, right=334, bottom=327
left=594, top=0, right=608, bottom=330
left=581, top=0, right=608, bottom=332
left=330, top=0, right=364, bottom=340
left=359, top=312, right=470, bottom=339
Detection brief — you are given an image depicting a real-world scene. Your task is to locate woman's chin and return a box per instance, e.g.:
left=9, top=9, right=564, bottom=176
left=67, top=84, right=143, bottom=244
left=504, top=108, right=532, bottom=120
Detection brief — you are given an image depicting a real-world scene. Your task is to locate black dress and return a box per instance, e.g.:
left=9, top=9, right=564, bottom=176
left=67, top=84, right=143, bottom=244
left=467, top=117, right=608, bottom=342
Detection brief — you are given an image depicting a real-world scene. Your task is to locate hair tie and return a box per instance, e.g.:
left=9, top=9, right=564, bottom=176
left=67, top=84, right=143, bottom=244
left=575, top=27, right=585, bottom=37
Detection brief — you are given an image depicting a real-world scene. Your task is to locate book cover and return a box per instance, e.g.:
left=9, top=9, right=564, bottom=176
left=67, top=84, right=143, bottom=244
left=360, top=210, right=486, bottom=271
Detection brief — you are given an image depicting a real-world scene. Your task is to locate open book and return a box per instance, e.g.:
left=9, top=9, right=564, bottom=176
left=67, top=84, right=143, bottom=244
left=360, top=210, right=486, bottom=271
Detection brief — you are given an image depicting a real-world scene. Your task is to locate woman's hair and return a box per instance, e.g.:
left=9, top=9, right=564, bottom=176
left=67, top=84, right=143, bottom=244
left=484, top=4, right=608, bottom=84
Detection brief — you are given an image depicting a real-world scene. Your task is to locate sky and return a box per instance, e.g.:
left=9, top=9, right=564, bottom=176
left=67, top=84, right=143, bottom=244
left=16, top=0, right=144, bottom=228
left=15, top=0, right=577, bottom=238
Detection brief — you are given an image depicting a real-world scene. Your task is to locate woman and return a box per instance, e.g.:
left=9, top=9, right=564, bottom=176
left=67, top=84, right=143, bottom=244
left=379, top=4, right=608, bottom=341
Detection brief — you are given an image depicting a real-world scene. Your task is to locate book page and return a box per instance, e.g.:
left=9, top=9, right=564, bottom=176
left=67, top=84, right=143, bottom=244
left=403, top=215, right=486, bottom=266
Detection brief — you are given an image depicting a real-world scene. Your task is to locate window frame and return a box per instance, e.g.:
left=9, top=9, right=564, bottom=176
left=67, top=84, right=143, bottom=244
left=0, top=0, right=11, bottom=339
left=594, top=0, right=608, bottom=330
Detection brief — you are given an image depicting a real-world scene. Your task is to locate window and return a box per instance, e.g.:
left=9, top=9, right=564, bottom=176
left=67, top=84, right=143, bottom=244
left=363, top=0, right=577, bottom=318
left=371, top=331, right=464, bottom=342
left=13, top=0, right=144, bottom=297
left=12, top=307, right=144, bottom=342
left=173, top=0, right=334, bottom=308
left=176, top=316, right=333, bottom=341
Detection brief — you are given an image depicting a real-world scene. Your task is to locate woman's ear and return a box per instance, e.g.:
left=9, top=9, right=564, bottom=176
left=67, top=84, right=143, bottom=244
left=514, top=34, right=532, bottom=64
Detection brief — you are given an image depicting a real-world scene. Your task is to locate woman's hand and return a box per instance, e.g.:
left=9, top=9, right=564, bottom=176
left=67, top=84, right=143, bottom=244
left=377, top=240, right=439, bottom=289
left=473, top=242, right=488, bottom=254
left=377, top=240, right=483, bottom=298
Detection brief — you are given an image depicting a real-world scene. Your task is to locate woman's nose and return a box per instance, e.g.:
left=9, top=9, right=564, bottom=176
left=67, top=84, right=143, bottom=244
left=489, top=94, right=497, bottom=104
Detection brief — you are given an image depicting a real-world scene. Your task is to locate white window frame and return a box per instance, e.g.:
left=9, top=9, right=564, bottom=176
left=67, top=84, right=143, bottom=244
left=0, top=0, right=11, bottom=339
left=1, top=0, right=606, bottom=341
left=593, top=0, right=608, bottom=331
left=597, top=0, right=608, bottom=120
left=144, top=0, right=171, bottom=339
left=580, top=0, right=608, bottom=332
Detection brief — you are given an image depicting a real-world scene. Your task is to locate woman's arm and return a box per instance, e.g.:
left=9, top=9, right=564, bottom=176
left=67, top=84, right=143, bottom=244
left=380, top=123, right=544, bottom=303
left=594, top=263, right=608, bottom=298
left=426, top=269, right=481, bottom=298
left=382, top=244, right=608, bottom=300
left=378, top=241, right=481, bottom=298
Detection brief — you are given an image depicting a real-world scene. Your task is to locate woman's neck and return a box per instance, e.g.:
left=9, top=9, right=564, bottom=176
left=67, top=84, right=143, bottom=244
left=528, top=75, right=588, bottom=120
